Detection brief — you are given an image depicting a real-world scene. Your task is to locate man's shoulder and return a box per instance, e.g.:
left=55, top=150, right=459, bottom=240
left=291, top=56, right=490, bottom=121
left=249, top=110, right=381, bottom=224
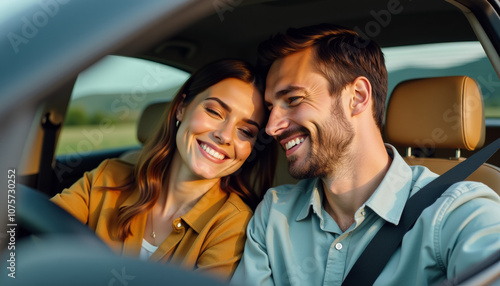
left=443, top=180, right=499, bottom=201
left=408, top=164, right=498, bottom=200
left=408, top=166, right=500, bottom=211
left=263, top=178, right=317, bottom=203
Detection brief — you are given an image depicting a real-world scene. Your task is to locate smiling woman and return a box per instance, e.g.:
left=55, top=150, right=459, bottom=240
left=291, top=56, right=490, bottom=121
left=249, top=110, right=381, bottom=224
left=2, top=0, right=500, bottom=285
left=50, top=58, right=277, bottom=281
left=175, top=78, right=265, bottom=179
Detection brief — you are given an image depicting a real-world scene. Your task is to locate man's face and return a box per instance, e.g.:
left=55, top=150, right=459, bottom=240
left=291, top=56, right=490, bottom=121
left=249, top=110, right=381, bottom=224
left=264, top=48, right=355, bottom=179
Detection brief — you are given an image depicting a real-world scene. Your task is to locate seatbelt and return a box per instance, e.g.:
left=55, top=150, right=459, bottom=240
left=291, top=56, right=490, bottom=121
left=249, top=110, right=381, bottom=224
left=342, top=136, right=500, bottom=286
left=37, top=112, right=61, bottom=194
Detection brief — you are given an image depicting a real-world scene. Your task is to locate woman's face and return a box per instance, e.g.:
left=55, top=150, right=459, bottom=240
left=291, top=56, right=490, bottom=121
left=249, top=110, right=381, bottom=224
left=176, top=78, right=266, bottom=180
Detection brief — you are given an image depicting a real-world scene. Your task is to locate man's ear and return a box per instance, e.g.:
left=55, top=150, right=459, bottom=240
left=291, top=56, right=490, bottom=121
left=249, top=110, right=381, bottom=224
left=176, top=94, right=187, bottom=121
left=350, top=77, right=372, bottom=116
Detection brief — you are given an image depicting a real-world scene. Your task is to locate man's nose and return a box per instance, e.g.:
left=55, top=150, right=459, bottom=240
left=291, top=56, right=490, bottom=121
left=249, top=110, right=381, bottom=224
left=265, top=106, right=289, bottom=137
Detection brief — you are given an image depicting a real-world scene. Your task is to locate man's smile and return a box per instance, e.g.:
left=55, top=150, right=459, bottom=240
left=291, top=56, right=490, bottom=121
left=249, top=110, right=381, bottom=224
left=284, top=136, right=305, bottom=151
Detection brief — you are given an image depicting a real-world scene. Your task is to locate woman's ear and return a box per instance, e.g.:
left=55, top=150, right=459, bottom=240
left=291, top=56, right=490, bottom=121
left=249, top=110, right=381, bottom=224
left=176, top=94, right=187, bottom=121
left=350, top=76, right=372, bottom=116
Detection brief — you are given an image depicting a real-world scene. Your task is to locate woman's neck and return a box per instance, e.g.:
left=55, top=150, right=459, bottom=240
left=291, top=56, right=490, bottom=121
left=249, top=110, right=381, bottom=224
left=155, top=151, right=220, bottom=216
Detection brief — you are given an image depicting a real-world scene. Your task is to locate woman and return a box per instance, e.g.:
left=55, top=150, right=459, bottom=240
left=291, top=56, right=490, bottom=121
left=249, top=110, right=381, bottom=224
left=51, top=59, right=277, bottom=280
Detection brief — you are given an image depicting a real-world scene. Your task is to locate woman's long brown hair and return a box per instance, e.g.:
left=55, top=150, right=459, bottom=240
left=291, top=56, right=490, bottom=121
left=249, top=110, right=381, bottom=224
left=116, top=59, right=277, bottom=240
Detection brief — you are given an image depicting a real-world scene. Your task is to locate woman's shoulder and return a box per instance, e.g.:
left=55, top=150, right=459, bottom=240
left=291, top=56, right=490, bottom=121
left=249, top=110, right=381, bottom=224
left=89, top=158, right=135, bottom=183
left=96, top=158, right=135, bottom=171
left=227, top=192, right=252, bottom=211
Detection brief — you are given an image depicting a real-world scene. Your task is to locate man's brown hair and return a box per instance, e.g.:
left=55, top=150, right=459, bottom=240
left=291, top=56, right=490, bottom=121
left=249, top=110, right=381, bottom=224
left=258, top=23, right=388, bottom=131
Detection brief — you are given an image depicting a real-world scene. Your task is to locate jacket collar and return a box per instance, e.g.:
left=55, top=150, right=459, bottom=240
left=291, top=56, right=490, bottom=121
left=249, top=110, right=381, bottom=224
left=181, top=183, right=228, bottom=233
left=120, top=182, right=228, bottom=255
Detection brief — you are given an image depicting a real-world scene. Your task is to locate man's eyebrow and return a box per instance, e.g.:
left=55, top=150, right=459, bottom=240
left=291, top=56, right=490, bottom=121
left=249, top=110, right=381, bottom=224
left=205, top=97, right=260, bottom=129
left=205, top=97, right=231, bottom=112
left=266, top=85, right=307, bottom=107
left=275, top=86, right=306, bottom=98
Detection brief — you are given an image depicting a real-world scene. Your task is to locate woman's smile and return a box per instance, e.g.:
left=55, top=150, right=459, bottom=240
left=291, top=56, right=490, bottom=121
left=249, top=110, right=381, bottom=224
left=197, top=139, right=228, bottom=162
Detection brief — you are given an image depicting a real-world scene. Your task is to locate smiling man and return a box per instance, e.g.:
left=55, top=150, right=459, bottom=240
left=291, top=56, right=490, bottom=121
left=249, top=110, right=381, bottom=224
left=231, top=24, right=500, bottom=285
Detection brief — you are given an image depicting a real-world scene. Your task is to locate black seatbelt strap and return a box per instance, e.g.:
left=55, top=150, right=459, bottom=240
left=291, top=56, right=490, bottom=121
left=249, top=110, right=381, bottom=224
left=342, top=136, right=500, bottom=286
left=37, top=112, right=61, bottom=194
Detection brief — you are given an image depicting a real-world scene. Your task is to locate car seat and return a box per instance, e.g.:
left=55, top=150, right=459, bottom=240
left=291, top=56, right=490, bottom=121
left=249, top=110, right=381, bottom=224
left=385, top=76, right=500, bottom=194
left=120, top=101, right=170, bottom=164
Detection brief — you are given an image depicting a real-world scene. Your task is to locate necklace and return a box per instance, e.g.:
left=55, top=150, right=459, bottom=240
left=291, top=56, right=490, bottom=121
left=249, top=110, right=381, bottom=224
left=150, top=210, right=156, bottom=241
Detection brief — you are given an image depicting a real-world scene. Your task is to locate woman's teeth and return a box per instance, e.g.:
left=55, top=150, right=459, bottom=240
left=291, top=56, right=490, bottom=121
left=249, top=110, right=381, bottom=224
left=201, top=143, right=225, bottom=160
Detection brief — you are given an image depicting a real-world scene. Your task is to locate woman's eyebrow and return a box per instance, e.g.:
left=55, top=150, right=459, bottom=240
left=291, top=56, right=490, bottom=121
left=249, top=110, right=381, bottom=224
left=244, top=119, right=260, bottom=129
left=205, top=97, right=231, bottom=112
left=205, top=97, right=261, bottom=129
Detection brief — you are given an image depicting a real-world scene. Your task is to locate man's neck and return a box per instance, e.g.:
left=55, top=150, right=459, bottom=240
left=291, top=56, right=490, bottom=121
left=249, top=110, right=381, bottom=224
left=321, top=140, right=392, bottom=232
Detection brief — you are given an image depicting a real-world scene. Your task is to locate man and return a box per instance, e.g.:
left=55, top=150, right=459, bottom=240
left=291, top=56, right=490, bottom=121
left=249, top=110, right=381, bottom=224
left=231, top=24, right=500, bottom=285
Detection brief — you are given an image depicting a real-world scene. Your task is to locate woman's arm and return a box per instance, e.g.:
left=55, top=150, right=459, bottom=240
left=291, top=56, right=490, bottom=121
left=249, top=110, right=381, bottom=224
left=50, top=159, right=112, bottom=223
left=195, top=208, right=253, bottom=281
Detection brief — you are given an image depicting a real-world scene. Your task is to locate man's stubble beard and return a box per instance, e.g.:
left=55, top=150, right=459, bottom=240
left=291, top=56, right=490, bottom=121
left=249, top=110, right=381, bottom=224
left=288, top=97, right=355, bottom=179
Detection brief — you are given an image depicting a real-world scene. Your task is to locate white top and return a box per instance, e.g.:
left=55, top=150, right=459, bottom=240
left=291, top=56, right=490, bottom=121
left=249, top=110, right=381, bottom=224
left=139, top=238, right=158, bottom=260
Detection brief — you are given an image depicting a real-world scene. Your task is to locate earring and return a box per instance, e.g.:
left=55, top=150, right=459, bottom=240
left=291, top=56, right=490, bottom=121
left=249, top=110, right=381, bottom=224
left=176, top=120, right=180, bottom=127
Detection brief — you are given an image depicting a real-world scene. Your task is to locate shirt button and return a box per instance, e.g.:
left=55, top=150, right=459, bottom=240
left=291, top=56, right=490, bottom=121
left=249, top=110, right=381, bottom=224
left=335, top=243, right=343, bottom=250
left=176, top=222, right=182, bottom=228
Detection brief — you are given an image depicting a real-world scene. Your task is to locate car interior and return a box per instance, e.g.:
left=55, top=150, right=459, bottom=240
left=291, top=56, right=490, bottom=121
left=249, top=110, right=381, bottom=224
left=16, top=0, right=500, bottom=198
left=385, top=75, right=500, bottom=193
left=1, top=0, right=500, bottom=284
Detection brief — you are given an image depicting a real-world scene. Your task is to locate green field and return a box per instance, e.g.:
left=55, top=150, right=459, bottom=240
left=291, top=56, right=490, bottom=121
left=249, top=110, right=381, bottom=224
left=485, top=107, right=500, bottom=118
left=56, top=123, right=140, bottom=155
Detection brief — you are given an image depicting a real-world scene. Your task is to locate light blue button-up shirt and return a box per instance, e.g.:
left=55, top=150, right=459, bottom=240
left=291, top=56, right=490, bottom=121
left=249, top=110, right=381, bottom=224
left=232, top=145, right=500, bottom=286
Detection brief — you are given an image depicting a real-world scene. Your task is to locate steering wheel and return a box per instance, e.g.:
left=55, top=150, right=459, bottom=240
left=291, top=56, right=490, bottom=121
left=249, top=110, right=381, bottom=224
left=16, top=184, right=112, bottom=250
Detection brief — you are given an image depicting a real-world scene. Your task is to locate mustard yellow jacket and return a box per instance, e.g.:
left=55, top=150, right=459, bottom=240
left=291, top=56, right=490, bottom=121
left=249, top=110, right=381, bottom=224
left=51, top=158, right=253, bottom=281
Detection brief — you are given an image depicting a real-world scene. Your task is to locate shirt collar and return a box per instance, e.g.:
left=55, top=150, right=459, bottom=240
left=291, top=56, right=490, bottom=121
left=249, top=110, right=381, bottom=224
left=297, top=178, right=324, bottom=221
left=363, top=144, right=413, bottom=225
left=295, top=144, right=414, bottom=225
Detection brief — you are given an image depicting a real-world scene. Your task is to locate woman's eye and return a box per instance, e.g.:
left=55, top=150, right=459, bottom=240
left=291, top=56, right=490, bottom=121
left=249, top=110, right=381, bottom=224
left=240, top=129, right=256, bottom=138
left=206, top=107, right=222, bottom=117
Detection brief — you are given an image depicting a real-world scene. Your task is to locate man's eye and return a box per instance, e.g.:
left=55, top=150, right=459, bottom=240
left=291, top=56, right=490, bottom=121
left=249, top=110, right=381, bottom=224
left=288, top=96, right=302, bottom=105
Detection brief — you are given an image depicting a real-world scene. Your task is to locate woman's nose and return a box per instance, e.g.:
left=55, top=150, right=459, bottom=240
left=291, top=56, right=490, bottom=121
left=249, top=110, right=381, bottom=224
left=213, top=122, right=233, bottom=145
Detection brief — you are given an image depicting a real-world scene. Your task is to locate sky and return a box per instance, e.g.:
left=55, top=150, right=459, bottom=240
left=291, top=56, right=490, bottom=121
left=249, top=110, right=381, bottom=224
left=72, top=55, right=190, bottom=99
left=384, top=41, right=486, bottom=70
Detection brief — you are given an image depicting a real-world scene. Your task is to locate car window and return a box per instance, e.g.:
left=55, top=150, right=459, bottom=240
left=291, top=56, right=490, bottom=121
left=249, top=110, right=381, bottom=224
left=56, top=56, right=190, bottom=155
left=383, top=41, right=500, bottom=119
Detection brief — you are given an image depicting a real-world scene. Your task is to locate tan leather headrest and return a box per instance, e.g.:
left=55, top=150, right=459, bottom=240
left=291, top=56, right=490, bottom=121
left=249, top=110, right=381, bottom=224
left=385, top=76, right=485, bottom=151
left=137, top=101, right=170, bottom=144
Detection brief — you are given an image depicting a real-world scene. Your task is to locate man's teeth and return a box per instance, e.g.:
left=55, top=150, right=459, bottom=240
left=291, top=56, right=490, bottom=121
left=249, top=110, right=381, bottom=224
left=201, top=143, right=225, bottom=160
left=285, top=138, right=305, bottom=151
